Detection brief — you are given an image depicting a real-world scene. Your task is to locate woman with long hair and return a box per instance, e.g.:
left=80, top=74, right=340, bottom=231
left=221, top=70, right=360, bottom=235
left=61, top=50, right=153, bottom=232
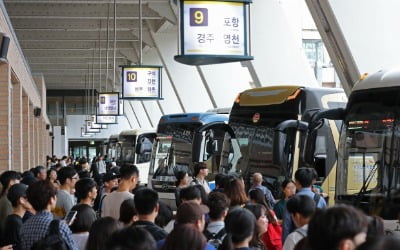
left=161, top=224, right=206, bottom=250
left=249, top=188, right=282, bottom=250
left=245, top=204, right=269, bottom=250
left=224, top=177, right=248, bottom=208
left=86, top=217, right=121, bottom=250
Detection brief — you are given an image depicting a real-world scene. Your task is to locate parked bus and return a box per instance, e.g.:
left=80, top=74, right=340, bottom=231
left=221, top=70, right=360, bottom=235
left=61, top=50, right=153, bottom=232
left=194, top=86, right=347, bottom=200
left=116, top=129, right=156, bottom=185
left=106, top=134, right=119, bottom=161
left=305, top=68, right=400, bottom=228
left=149, top=112, right=230, bottom=208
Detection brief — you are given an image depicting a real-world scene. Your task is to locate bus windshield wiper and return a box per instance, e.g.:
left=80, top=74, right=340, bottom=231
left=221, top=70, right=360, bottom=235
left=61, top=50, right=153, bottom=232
left=356, top=161, right=379, bottom=199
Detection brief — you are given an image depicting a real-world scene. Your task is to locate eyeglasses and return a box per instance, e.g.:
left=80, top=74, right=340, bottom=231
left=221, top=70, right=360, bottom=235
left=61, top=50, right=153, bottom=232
left=71, top=176, right=79, bottom=180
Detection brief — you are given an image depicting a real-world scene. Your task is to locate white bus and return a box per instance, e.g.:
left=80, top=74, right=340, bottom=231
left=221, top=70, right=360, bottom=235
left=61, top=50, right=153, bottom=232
left=116, top=129, right=156, bottom=185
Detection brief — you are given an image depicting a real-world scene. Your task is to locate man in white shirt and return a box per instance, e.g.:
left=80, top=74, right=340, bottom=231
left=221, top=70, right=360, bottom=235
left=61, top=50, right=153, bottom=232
left=191, top=163, right=211, bottom=193
left=283, top=195, right=316, bottom=250
left=101, top=164, right=139, bottom=219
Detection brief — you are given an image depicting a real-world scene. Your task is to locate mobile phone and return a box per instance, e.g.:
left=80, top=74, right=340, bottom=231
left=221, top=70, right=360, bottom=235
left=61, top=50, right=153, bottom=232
left=64, top=210, right=78, bottom=226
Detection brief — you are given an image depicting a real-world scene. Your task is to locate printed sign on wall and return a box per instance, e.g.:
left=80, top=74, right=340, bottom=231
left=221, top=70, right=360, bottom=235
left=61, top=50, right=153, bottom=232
left=97, top=92, right=119, bottom=116
left=96, top=115, right=117, bottom=124
left=122, top=66, right=162, bottom=99
left=175, top=0, right=253, bottom=65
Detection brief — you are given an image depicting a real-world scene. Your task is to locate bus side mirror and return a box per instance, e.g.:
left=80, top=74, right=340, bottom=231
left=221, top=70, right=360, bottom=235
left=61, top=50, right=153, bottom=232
left=272, top=120, right=308, bottom=166
left=303, top=108, right=346, bottom=165
left=272, top=130, right=287, bottom=166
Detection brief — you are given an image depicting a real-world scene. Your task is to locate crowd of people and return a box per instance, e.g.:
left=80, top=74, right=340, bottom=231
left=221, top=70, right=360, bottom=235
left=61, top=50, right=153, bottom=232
left=0, top=157, right=399, bottom=250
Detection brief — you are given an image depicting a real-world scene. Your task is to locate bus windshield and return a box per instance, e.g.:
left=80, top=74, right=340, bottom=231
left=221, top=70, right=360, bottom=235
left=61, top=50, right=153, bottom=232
left=150, top=122, right=202, bottom=177
left=337, top=111, right=400, bottom=219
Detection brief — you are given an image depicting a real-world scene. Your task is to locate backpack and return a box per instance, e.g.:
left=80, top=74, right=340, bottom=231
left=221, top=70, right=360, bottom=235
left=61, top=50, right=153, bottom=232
left=31, top=220, right=69, bottom=250
left=313, top=193, right=321, bottom=205
left=203, top=228, right=226, bottom=249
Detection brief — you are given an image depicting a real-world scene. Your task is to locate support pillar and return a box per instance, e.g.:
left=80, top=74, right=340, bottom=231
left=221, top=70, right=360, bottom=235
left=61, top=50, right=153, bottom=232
left=0, top=64, right=11, bottom=171
left=22, top=94, right=30, bottom=170
left=29, top=103, right=35, bottom=167
left=11, top=80, right=23, bottom=172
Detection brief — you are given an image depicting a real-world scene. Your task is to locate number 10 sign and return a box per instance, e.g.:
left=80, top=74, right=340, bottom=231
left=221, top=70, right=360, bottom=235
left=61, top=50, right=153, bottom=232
left=121, top=65, right=162, bottom=100
left=175, top=0, right=253, bottom=65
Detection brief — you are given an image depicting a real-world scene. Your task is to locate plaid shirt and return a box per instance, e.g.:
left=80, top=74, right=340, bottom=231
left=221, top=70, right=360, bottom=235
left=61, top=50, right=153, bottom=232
left=20, top=210, right=78, bottom=250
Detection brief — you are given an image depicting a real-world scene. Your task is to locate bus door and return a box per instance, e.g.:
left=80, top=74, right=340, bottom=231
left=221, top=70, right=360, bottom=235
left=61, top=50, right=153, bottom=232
left=134, top=133, right=156, bottom=185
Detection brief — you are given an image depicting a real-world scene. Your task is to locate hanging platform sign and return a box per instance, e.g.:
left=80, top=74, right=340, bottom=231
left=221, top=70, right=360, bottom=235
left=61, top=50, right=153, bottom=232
left=90, top=115, right=103, bottom=129
left=175, top=0, right=253, bottom=65
left=96, top=115, right=117, bottom=124
left=121, top=65, right=162, bottom=100
left=97, top=92, right=119, bottom=116
left=119, top=99, right=124, bottom=115
left=81, top=127, right=93, bottom=137
left=86, top=120, right=100, bottom=133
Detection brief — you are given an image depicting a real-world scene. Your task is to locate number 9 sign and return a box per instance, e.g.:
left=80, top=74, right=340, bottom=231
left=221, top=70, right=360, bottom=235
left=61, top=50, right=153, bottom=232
left=190, top=8, right=208, bottom=26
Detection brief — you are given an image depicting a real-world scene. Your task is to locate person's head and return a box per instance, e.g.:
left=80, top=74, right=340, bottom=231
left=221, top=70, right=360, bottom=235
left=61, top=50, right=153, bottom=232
left=252, top=173, right=263, bottom=185
left=69, top=203, right=97, bottom=233
left=134, top=188, right=159, bottom=217
left=33, top=166, right=47, bottom=180
left=175, top=170, right=189, bottom=187
left=224, top=177, right=247, bottom=207
left=245, top=203, right=268, bottom=238
left=119, top=198, right=138, bottom=226
left=79, top=158, right=89, bottom=170
left=214, top=173, right=226, bottom=189
left=286, top=195, right=316, bottom=228
left=193, top=162, right=208, bottom=178
left=193, top=184, right=208, bottom=204
left=119, top=164, right=139, bottom=190
left=281, top=179, right=296, bottom=199
left=294, top=168, right=315, bottom=189
left=161, top=224, right=206, bottom=250
left=78, top=170, right=91, bottom=179
left=57, top=167, right=79, bottom=188
left=308, top=205, right=368, bottom=250
left=176, top=201, right=209, bottom=232
left=0, top=170, right=21, bottom=196
left=155, top=200, right=173, bottom=228
left=222, top=207, right=256, bottom=250
left=179, top=185, right=202, bottom=204
left=7, top=183, right=31, bottom=210
left=54, top=163, right=62, bottom=171
left=365, top=215, right=385, bottom=242
left=103, top=172, right=119, bottom=190
left=74, top=178, right=97, bottom=202
left=26, top=180, right=57, bottom=211
left=107, top=226, right=156, bottom=250
left=249, top=188, right=270, bottom=210
left=207, top=192, right=229, bottom=221
left=87, top=217, right=121, bottom=250
left=47, top=168, right=57, bottom=182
